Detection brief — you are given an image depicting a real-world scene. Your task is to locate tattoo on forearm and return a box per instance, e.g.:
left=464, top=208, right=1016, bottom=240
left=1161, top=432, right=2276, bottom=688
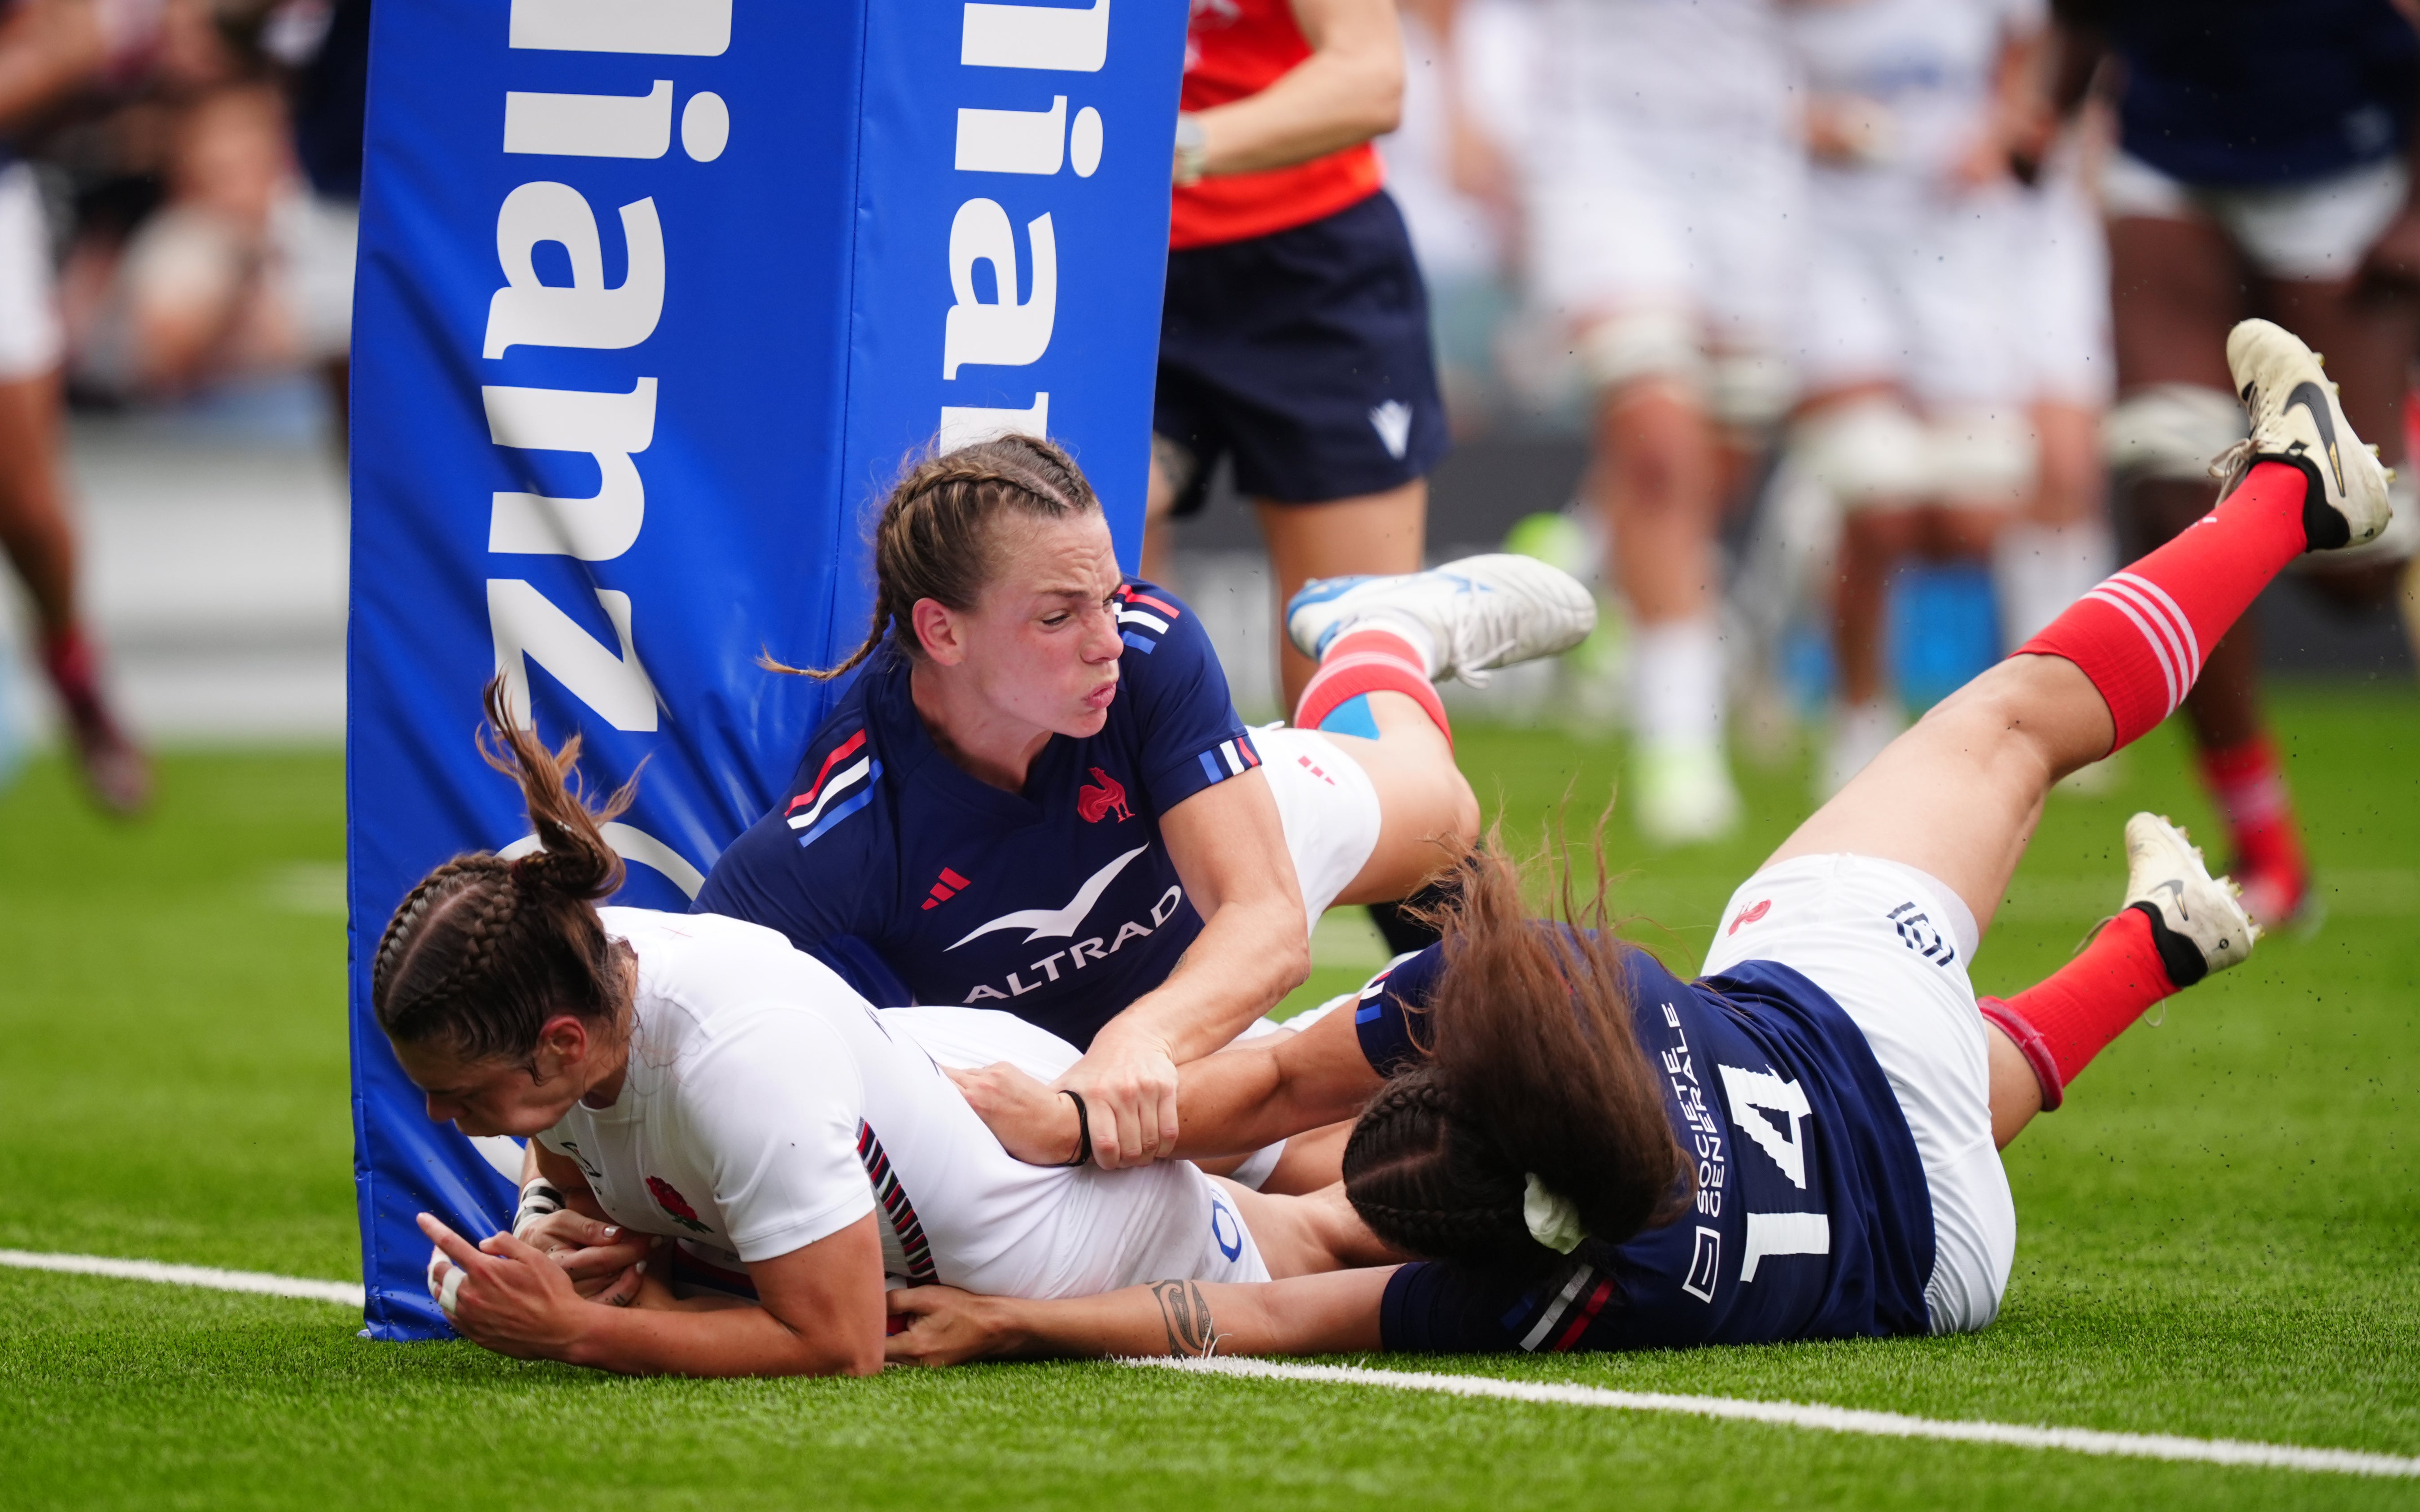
left=1149, top=1279, right=1218, bottom=1358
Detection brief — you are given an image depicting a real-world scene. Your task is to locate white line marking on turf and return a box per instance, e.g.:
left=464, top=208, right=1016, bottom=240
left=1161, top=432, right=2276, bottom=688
left=0, top=1250, right=364, bottom=1307
left=1133, top=1357, right=2420, bottom=1479
left=7, top=1249, right=2407, bottom=1480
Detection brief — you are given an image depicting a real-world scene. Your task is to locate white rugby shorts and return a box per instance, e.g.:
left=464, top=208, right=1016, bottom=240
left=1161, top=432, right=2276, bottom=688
left=1699, top=852, right=2015, bottom=1335
left=1258, top=724, right=1382, bottom=931
left=2012, top=175, right=2115, bottom=409
left=1526, top=114, right=1805, bottom=359
left=2101, top=150, right=2407, bottom=283
left=879, top=1003, right=1273, bottom=1286
left=0, top=163, right=63, bottom=382
left=1797, top=172, right=2027, bottom=410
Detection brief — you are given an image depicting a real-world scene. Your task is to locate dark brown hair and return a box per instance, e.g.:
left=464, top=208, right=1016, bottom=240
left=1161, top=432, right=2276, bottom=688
left=370, top=679, right=637, bottom=1063
left=1341, top=833, right=1693, bottom=1275
left=772, top=434, right=1102, bottom=682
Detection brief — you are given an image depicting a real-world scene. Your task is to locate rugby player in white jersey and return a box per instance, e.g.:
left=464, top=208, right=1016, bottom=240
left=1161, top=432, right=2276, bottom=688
left=1522, top=0, right=1804, bottom=846
left=390, top=684, right=1394, bottom=1377
left=1784, top=0, right=2055, bottom=797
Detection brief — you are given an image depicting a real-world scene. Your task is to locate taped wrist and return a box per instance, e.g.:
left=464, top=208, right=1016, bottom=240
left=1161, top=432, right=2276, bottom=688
left=513, top=1176, right=567, bottom=1241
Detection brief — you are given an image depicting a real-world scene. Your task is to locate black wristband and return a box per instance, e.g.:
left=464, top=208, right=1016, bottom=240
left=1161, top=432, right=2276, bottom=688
left=1058, top=1089, right=1094, bottom=1168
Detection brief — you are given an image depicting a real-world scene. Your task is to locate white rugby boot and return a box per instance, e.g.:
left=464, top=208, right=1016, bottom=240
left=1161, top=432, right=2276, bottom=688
left=2120, top=811, right=2258, bottom=988
left=2218, top=319, right=2395, bottom=551
left=1284, top=553, right=1597, bottom=686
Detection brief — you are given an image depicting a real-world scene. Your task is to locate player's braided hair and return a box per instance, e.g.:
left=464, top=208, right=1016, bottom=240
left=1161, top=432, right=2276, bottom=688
left=768, top=434, right=1102, bottom=682
left=1341, top=829, right=1695, bottom=1278
left=370, top=677, right=639, bottom=1063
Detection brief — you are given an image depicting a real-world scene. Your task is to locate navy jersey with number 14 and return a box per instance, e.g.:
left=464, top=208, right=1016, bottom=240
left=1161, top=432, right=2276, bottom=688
left=695, top=580, right=1255, bottom=1050
left=1355, top=941, right=1937, bottom=1352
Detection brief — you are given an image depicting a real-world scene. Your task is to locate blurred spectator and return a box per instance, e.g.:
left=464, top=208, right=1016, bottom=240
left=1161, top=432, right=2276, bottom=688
left=64, top=79, right=345, bottom=401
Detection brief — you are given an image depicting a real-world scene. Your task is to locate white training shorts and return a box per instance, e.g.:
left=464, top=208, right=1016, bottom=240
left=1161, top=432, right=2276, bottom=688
left=1527, top=113, right=1806, bottom=363
left=1699, top=852, right=2015, bottom=1335
left=1259, top=724, right=1382, bottom=932
left=2101, top=150, right=2408, bottom=284
left=1797, top=171, right=2027, bottom=410
left=0, top=162, right=63, bottom=382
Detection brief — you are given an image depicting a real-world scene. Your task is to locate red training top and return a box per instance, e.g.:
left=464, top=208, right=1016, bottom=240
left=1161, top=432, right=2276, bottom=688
left=1170, top=0, right=1385, bottom=251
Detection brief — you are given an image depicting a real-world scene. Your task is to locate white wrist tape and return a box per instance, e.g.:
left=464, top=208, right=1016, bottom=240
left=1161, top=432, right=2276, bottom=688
left=513, top=1177, right=567, bottom=1242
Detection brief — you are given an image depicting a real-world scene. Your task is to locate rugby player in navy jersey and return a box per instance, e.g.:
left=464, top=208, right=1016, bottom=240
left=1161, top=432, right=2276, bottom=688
left=2060, top=0, right=2420, bottom=928
left=694, top=435, right=1594, bottom=1177
left=884, top=319, right=2382, bottom=1361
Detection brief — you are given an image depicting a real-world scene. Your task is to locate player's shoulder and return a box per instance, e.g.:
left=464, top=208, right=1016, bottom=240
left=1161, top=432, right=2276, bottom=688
left=1110, top=577, right=1209, bottom=665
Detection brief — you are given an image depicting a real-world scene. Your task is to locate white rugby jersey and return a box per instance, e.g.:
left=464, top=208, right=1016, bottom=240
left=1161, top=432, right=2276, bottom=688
left=535, top=909, right=1263, bottom=1298
left=1542, top=0, right=1796, bottom=136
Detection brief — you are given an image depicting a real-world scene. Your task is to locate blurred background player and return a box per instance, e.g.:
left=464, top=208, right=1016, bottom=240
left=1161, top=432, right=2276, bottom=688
left=1146, top=0, right=1446, bottom=715
left=1992, top=68, right=2118, bottom=689
left=0, top=0, right=192, bottom=813
left=1784, top=0, right=2055, bottom=796
left=1520, top=0, right=1803, bottom=846
left=2064, top=0, right=2420, bottom=928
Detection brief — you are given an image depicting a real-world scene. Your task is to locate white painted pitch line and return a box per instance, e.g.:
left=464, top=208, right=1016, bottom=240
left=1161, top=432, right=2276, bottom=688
left=5, top=1249, right=2405, bottom=1479
left=1132, top=1356, right=2420, bottom=1480
left=0, top=1249, right=364, bottom=1307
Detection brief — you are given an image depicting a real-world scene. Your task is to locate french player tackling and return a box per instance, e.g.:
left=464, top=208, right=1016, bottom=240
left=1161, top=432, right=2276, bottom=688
left=695, top=435, right=1592, bottom=1175
left=384, top=685, right=1390, bottom=1378
left=886, top=319, right=2381, bottom=1363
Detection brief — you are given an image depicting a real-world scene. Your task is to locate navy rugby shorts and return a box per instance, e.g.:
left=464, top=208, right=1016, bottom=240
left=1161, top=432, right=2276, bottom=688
left=1155, top=189, right=1448, bottom=515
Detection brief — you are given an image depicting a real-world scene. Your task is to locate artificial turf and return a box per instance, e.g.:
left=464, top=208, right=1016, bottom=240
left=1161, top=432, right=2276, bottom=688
left=1, top=686, right=2416, bottom=1508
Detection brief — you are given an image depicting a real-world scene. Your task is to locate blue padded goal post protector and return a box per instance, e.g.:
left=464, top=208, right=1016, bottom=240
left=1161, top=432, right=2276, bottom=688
left=346, top=0, right=1180, bottom=1339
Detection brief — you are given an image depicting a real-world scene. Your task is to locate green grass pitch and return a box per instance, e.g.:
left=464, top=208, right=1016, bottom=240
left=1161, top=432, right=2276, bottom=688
left=2, top=686, right=2416, bottom=1509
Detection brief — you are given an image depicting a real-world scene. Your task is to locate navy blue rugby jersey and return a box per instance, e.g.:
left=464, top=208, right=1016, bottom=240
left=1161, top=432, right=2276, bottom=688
left=1354, top=942, right=1935, bottom=1353
left=694, top=579, right=1256, bottom=1049
left=2105, top=0, right=2418, bottom=187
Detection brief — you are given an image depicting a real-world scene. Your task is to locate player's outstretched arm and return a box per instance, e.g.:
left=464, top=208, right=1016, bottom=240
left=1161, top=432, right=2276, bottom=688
left=885, top=1267, right=1393, bottom=1368
left=422, top=1210, right=888, bottom=1377
left=1059, top=770, right=1312, bottom=1167
left=953, top=988, right=1381, bottom=1164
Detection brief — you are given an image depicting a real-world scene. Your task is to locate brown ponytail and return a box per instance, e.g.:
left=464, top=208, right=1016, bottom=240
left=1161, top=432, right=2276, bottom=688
left=1341, top=830, right=1693, bottom=1276
left=766, top=433, right=1103, bottom=682
left=371, top=677, right=639, bottom=1062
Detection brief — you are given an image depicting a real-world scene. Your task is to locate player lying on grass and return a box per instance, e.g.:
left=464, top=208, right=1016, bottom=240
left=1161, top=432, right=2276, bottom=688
left=694, top=434, right=1594, bottom=1181
left=885, top=318, right=2382, bottom=1361
left=382, top=683, right=1397, bottom=1378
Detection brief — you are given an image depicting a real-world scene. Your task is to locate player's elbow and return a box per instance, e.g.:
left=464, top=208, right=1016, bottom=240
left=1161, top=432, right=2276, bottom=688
left=1353, top=56, right=1404, bottom=139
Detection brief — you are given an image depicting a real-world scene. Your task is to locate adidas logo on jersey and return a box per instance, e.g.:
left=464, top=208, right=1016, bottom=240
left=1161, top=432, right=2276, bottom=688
left=921, top=867, right=972, bottom=911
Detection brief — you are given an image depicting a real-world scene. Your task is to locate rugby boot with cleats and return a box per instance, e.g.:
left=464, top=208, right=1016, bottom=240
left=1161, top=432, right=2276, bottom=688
left=1285, top=553, right=1596, bottom=687
left=2119, top=811, right=2257, bottom=987
left=2217, top=319, right=2394, bottom=551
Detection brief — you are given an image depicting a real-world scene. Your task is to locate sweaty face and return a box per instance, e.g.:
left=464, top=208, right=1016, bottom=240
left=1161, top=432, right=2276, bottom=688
left=393, top=1035, right=585, bottom=1139
left=954, top=512, right=1125, bottom=739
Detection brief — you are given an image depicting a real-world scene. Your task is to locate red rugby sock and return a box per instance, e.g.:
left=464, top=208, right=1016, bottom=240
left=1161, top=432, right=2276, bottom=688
left=1979, top=907, right=2180, bottom=1110
left=1294, top=629, right=1450, bottom=744
left=2197, top=734, right=2307, bottom=883
left=2018, top=461, right=2309, bottom=750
